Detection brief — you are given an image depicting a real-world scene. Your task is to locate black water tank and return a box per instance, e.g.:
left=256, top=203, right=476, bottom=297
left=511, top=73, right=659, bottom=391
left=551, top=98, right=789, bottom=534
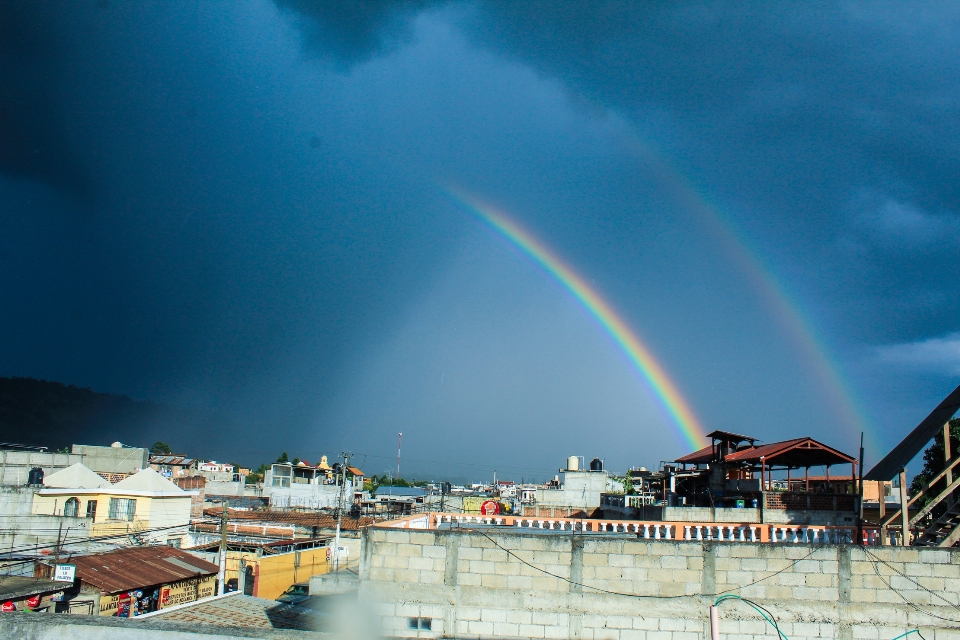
left=28, top=467, right=44, bottom=486
left=589, top=458, right=603, bottom=471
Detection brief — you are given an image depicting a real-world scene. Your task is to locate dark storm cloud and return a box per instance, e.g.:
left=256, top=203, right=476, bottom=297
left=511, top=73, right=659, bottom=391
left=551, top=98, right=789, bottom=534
left=273, top=0, right=444, bottom=65
left=0, top=2, right=92, bottom=199
left=275, top=1, right=960, bottom=343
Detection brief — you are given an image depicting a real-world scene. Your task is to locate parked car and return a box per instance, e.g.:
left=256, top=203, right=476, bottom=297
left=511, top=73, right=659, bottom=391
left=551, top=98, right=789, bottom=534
left=275, top=582, right=310, bottom=605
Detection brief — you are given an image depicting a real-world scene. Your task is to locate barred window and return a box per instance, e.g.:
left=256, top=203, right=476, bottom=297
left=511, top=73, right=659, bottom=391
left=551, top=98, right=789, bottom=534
left=108, top=498, right=136, bottom=521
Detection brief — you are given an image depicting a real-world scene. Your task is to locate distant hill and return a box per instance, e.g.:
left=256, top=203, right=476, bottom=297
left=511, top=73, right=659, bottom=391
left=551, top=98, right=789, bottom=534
left=0, top=377, right=230, bottom=454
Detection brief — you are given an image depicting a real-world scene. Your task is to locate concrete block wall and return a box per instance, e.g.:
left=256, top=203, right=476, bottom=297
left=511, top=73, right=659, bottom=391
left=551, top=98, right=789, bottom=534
left=360, top=526, right=960, bottom=640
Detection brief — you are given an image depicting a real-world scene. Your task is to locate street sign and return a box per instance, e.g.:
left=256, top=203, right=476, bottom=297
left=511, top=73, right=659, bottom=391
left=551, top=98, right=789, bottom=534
left=54, top=564, right=76, bottom=582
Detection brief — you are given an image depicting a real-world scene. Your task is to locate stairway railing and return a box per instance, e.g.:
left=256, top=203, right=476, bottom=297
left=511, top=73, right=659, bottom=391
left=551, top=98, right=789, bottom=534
left=880, top=453, right=960, bottom=531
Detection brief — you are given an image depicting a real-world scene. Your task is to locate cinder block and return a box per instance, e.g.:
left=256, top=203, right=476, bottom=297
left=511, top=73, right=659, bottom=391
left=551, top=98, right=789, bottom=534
left=458, top=572, right=480, bottom=586
left=609, top=555, right=634, bottom=568
left=932, top=563, right=960, bottom=578
left=494, top=561, right=521, bottom=576
left=518, top=624, right=547, bottom=638
left=482, top=608, right=507, bottom=622
left=482, top=547, right=510, bottom=563
left=852, top=625, right=881, bottom=639
left=776, top=572, right=806, bottom=587
left=384, top=554, right=409, bottom=569
left=805, top=572, right=834, bottom=588
left=368, top=567, right=395, bottom=581
left=471, top=560, right=495, bottom=574
left=619, top=629, right=646, bottom=640
left=459, top=546, right=483, bottom=560
left=397, top=543, right=423, bottom=557
left=520, top=537, right=548, bottom=551
left=793, top=559, right=821, bottom=573
left=657, top=617, right=685, bottom=631
left=507, top=609, right=532, bottom=624
left=505, top=575, right=534, bottom=590
left=460, top=606, right=482, bottom=621
left=422, top=545, right=446, bottom=558
left=394, top=569, right=419, bottom=583
left=583, top=553, right=609, bottom=566
left=408, top=532, right=434, bottom=545
left=904, top=562, right=932, bottom=577
left=468, top=620, right=495, bottom=635
left=481, top=573, right=508, bottom=588
left=730, top=545, right=760, bottom=558
left=407, top=557, right=434, bottom=571
left=793, top=622, right=821, bottom=637
left=715, top=557, right=742, bottom=571
left=632, top=617, right=660, bottom=630
left=659, top=555, right=688, bottom=570
left=533, top=612, right=560, bottom=626
left=418, top=570, right=442, bottom=584
left=532, top=576, right=564, bottom=591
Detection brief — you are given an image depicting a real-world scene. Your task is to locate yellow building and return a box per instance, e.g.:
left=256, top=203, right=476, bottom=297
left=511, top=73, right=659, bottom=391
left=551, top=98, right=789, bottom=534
left=33, top=464, right=196, bottom=547
left=188, top=538, right=331, bottom=600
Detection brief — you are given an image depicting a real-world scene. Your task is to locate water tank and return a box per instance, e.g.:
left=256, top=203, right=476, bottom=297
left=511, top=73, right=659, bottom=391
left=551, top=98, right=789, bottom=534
left=566, top=456, right=579, bottom=471
left=589, top=457, right=603, bottom=471
left=27, top=467, right=44, bottom=486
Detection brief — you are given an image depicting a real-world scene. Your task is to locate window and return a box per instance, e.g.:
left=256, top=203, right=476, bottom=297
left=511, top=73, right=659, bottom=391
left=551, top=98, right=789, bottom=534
left=108, top=498, right=136, bottom=521
left=63, top=497, right=80, bottom=517
left=86, top=500, right=97, bottom=520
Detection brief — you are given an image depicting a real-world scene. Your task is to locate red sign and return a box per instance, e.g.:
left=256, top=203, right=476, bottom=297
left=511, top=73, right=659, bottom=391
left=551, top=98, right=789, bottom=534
left=1, top=601, right=15, bottom=612
left=25, top=595, right=41, bottom=608
left=480, top=500, right=500, bottom=515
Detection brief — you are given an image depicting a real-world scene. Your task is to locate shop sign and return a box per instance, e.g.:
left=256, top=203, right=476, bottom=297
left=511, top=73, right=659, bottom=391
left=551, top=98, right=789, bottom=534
left=54, top=564, right=76, bottom=582
left=98, top=591, right=131, bottom=617
left=25, top=595, right=41, bottom=608
left=159, top=575, right=216, bottom=609
left=50, top=591, right=65, bottom=602
left=1, top=601, right=15, bottom=612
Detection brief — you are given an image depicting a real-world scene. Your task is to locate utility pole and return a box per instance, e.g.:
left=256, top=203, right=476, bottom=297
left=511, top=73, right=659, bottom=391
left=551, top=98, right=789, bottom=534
left=397, top=433, right=402, bottom=479
left=334, top=451, right=353, bottom=584
left=217, top=502, right=228, bottom=595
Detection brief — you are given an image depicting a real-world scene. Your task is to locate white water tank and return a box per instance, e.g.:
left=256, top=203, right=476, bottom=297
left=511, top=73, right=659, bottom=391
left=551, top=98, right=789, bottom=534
left=566, top=456, right=579, bottom=471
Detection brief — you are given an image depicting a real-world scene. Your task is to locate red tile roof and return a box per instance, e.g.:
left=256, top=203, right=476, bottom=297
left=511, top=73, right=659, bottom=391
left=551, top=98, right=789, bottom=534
left=201, top=508, right=374, bottom=530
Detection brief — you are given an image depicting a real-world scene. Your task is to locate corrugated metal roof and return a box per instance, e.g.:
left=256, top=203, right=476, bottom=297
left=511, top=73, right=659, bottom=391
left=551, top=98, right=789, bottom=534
left=67, top=545, right=220, bottom=593
left=201, top=508, right=374, bottom=530
left=675, top=444, right=715, bottom=464
left=676, top=437, right=856, bottom=467
left=724, top=437, right=856, bottom=466
left=149, top=456, right=196, bottom=465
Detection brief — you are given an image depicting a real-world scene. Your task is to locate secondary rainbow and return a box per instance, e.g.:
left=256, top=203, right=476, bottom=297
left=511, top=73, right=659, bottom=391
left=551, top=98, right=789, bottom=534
left=449, top=190, right=707, bottom=451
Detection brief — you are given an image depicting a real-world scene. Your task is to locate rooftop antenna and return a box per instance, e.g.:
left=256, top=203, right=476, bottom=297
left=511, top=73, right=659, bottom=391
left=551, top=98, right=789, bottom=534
left=397, top=432, right=402, bottom=479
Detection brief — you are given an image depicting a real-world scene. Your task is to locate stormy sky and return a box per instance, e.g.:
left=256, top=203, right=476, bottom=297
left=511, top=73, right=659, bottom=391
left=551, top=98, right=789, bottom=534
left=2, top=1, right=958, bottom=480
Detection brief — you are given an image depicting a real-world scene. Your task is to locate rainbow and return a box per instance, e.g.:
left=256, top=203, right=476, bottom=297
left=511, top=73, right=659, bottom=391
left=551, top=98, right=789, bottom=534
left=448, top=190, right=708, bottom=451
left=612, top=132, right=875, bottom=455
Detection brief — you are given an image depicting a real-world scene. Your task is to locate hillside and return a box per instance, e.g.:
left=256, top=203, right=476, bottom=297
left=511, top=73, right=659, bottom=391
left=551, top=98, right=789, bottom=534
left=0, top=377, right=228, bottom=453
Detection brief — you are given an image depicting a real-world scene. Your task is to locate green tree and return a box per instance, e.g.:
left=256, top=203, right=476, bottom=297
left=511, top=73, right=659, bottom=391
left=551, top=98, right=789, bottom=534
left=277, top=452, right=289, bottom=463
left=910, top=418, right=960, bottom=514
left=292, top=457, right=300, bottom=465
left=150, top=441, right=172, bottom=455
